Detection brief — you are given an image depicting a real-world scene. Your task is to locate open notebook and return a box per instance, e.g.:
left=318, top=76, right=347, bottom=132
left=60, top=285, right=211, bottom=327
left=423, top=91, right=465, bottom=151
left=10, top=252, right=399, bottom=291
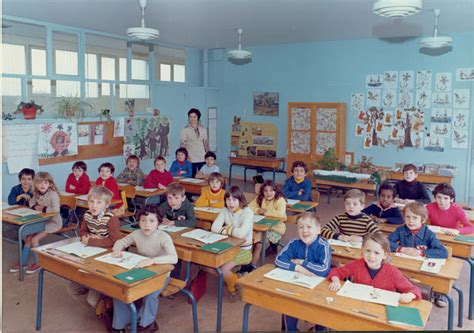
left=94, top=252, right=148, bottom=270
left=181, top=229, right=228, bottom=244
left=327, top=239, right=362, bottom=249
left=7, top=207, right=39, bottom=217
left=264, top=267, right=325, bottom=289
left=56, top=241, right=107, bottom=258
left=337, top=280, right=400, bottom=307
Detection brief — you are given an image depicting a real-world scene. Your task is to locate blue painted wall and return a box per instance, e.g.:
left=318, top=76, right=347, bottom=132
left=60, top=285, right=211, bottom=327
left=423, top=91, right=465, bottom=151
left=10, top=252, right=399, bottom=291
left=207, top=31, right=474, bottom=203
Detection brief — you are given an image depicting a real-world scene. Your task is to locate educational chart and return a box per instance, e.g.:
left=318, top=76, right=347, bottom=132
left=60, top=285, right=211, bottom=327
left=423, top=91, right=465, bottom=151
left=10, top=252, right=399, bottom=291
left=6, top=124, right=40, bottom=174
left=38, top=123, right=78, bottom=159
left=230, top=118, right=277, bottom=158
left=352, top=68, right=471, bottom=150
left=123, top=116, right=171, bottom=160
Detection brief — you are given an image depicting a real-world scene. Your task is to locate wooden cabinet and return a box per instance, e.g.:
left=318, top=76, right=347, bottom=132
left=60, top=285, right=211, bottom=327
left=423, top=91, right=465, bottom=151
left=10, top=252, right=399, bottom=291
left=287, top=102, right=346, bottom=175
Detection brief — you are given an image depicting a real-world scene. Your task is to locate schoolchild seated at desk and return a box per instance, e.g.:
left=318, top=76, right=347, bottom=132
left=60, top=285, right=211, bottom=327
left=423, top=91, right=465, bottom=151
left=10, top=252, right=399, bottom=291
left=394, top=164, right=430, bottom=204
left=65, top=161, right=90, bottom=195
left=8, top=168, right=35, bottom=206
left=95, top=162, right=122, bottom=213
left=169, top=147, right=193, bottom=178
left=195, top=151, right=220, bottom=180
left=194, top=172, right=225, bottom=208
left=143, top=156, right=174, bottom=190
left=362, top=182, right=403, bottom=225
left=116, top=154, right=145, bottom=186
left=282, top=160, right=312, bottom=202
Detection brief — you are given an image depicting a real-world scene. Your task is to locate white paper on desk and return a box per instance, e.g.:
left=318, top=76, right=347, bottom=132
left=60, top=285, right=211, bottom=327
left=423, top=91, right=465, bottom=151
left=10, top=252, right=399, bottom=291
left=158, top=225, right=188, bottom=233
left=7, top=207, right=39, bottom=216
left=420, top=259, right=443, bottom=274
left=264, top=267, right=325, bottom=289
left=394, top=252, right=446, bottom=265
left=427, top=225, right=460, bottom=236
left=253, top=215, right=265, bottom=223
left=180, top=178, right=205, bottom=184
left=75, top=194, right=88, bottom=201
left=328, top=239, right=363, bottom=249
left=94, top=252, right=148, bottom=270
left=181, top=229, right=228, bottom=244
left=56, top=241, right=107, bottom=258
left=59, top=191, right=76, bottom=196
left=135, top=186, right=158, bottom=192
left=337, top=280, right=400, bottom=307
left=194, top=207, right=222, bottom=214
left=286, top=199, right=300, bottom=206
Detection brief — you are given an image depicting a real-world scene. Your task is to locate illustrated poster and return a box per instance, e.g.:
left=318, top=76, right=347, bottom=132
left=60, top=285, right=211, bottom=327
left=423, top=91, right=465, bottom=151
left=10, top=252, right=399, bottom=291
left=38, top=123, right=78, bottom=159
left=124, top=116, right=170, bottom=159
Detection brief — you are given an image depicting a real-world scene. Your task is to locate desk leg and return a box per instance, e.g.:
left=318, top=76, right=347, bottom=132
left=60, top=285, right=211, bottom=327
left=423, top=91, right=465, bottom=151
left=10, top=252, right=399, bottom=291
left=242, top=303, right=252, bottom=332
left=18, top=225, right=24, bottom=281
left=468, top=257, right=473, bottom=320
left=36, top=268, right=44, bottom=330
left=128, top=302, right=138, bottom=333
left=260, top=231, right=267, bottom=267
left=216, top=267, right=223, bottom=332
left=446, top=292, right=454, bottom=331
left=229, top=164, right=234, bottom=186
left=452, top=284, right=463, bottom=328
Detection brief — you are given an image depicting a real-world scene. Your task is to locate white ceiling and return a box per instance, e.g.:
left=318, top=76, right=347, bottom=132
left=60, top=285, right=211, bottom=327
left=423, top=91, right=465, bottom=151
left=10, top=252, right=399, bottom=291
left=3, top=0, right=474, bottom=49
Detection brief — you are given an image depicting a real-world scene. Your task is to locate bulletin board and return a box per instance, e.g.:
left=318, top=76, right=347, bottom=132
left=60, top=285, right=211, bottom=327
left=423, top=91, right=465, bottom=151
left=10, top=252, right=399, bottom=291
left=230, top=119, right=278, bottom=157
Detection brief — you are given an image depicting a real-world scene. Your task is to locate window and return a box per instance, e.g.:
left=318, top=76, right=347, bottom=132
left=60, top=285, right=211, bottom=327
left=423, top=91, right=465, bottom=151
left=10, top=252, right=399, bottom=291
left=160, top=63, right=171, bottom=81
left=31, top=48, right=51, bottom=94
left=154, top=45, right=186, bottom=82
left=101, top=57, right=115, bottom=95
left=119, top=84, right=149, bottom=99
left=56, top=80, right=80, bottom=97
left=131, top=43, right=149, bottom=80
left=32, top=79, right=51, bottom=95
left=2, top=43, right=26, bottom=74
left=2, top=77, right=22, bottom=96
left=174, top=64, right=185, bottom=83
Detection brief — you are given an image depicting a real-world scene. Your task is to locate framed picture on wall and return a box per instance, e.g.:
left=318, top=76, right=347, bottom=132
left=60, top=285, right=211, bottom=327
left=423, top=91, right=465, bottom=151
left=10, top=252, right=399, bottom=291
left=253, top=92, right=279, bottom=116
left=345, top=152, right=354, bottom=165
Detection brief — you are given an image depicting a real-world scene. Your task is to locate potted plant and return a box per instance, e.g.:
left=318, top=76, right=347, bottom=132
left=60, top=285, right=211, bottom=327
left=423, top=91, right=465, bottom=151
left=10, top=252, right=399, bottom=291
left=15, top=100, right=44, bottom=120
left=125, top=99, right=135, bottom=117
left=358, top=155, right=376, bottom=174
left=316, top=148, right=344, bottom=171
left=54, top=96, right=94, bottom=121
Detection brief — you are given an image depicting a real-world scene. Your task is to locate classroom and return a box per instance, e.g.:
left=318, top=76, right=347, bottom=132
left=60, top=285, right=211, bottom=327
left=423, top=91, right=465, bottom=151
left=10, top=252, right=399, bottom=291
left=1, top=0, right=473, bottom=331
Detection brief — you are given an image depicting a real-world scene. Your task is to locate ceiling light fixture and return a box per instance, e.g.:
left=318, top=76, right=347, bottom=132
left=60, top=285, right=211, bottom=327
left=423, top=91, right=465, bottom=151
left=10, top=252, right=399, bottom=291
left=228, top=28, right=252, bottom=65
left=420, top=9, right=452, bottom=49
left=373, top=0, right=422, bottom=18
left=127, top=0, right=159, bottom=40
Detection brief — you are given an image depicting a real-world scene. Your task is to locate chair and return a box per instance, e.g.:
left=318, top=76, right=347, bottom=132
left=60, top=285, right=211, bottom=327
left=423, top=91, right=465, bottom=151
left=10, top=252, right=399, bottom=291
left=243, top=192, right=257, bottom=203
left=56, top=194, right=80, bottom=237
left=161, top=248, right=199, bottom=332
left=117, top=185, right=137, bottom=224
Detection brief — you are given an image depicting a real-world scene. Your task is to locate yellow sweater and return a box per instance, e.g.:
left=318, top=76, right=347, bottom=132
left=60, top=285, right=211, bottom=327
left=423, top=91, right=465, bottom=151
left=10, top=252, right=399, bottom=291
left=194, top=187, right=225, bottom=208
left=249, top=197, right=287, bottom=221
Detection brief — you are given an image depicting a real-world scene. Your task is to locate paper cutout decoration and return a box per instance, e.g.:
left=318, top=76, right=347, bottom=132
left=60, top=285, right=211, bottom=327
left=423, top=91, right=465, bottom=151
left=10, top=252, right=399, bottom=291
left=124, top=116, right=170, bottom=159
left=366, top=74, right=383, bottom=88
left=367, top=89, right=381, bottom=107
left=452, top=109, right=469, bottom=130
left=456, top=67, right=474, bottom=81
left=398, top=89, right=414, bottom=109
left=415, top=89, right=431, bottom=109
left=435, top=72, right=452, bottom=92
left=38, top=123, right=78, bottom=159
left=452, top=89, right=470, bottom=108
left=351, top=93, right=364, bottom=110
left=432, top=92, right=451, bottom=107
left=451, top=129, right=468, bottom=149
left=431, top=108, right=452, bottom=123
left=382, top=89, right=397, bottom=108
left=399, top=71, right=414, bottom=89
left=355, top=123, right=364, bottom=137
left=416, top=70, right=432, bottom=90
left=383, top=71, right=398, bottom=89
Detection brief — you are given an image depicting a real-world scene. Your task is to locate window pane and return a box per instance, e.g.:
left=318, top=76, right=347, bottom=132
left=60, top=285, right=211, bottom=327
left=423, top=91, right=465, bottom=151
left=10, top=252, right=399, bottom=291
left=160, top=64, right=171, bottom=81
left=154, top=45, right=185, bottom=80
left=85, top=53, right=98, bottom=79
left=2, top=77, right=22, bottom=96
left=119, top=84, right=149, bottom=99
left=119, top=57, right=127, bottom=81
left=102, top=82, right=111, bottom=96
left=86, top=82, right=98, bottom=98
left=32, top=79, right=51, bottom=94
left=55, top=50, right=78, bottom=75
left=132, top=59, right=148, bottom=80
left=31, top=48, right=47, bottom=76
left=2, top=43, right=26, bottom=74
left=174, top=64, right=185, bottom=82
left=56, top=80, right=80, bottom=97
left=101, top=57, right=116, bottom=80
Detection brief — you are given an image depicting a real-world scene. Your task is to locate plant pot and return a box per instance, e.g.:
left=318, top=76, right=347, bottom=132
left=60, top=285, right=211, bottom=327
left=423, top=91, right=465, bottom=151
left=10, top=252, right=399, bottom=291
left=22, top=107, right=37, bottom=120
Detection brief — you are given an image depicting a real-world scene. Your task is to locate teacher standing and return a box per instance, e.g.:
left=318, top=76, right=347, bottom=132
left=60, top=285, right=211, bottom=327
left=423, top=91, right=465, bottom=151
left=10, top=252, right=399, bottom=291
left=180, top=108, right=209, bottom=177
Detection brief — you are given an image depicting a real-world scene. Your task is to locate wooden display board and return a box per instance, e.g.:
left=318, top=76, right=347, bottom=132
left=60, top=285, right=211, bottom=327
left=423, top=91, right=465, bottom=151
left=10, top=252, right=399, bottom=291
left=287, top=102, right=346, bottom=175
left=230, top=120, right=277, bottom=158
left=39, top=121, right=123, bottom=165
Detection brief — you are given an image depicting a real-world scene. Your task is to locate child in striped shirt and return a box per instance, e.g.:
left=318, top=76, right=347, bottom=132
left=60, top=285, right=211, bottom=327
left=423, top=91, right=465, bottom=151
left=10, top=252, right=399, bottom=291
left=321, top=189, right=379, bottom=242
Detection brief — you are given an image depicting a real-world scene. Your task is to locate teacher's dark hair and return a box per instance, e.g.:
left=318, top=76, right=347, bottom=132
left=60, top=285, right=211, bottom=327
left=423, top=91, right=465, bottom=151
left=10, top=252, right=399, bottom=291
left=188, top=108, right=201, bottom=121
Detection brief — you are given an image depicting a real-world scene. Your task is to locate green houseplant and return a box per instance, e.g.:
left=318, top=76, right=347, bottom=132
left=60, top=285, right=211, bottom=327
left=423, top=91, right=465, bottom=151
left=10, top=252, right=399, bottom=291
left=54, top=96, right=94, bottom=121
left=316, top=148, right=344, bottom=171
left=15, top=100, right=44, bottom=120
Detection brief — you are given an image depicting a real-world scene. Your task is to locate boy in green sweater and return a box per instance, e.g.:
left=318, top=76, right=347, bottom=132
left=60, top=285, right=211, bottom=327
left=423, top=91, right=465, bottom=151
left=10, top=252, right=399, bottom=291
left=158, top=183, right=196, bottom=227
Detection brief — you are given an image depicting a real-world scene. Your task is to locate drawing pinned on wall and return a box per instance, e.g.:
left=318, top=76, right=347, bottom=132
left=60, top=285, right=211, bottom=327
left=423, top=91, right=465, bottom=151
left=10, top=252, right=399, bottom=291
left=383, top=71, right=398, bottom=89
left=291, top=107, right=311, bottom=130
left=424, top=136, right=444, bottom=152
left=435, top=72, right=452, bottom=91
left=394, top=107, right=424, bottom=149
left=355, top=123, right=364, bottom=137
left=398, top=89, right=414, bottom=109
left=38, top=123, right=78, bottom=159
left=77, top=124, right=91, bottom=145
left=382, top=89, right=397, bottom=108
left=451, top=129, right=468, bottom=149
left=415, top=89, right=431, bottom=109
left=399, top=71, right=414, bottom=89
left=351, top=93, right=364, bottom=110
left=358, top=109, right=367, bottom=122
left=363, top=107, right=386, bottom=147
left=366, top=74, right=383, bottom=88
left=384, top=111, right=393, bottom=125
left=452, top=109, right=469, bottom=130
left=290, top=131, right=310, bottom=154
left=431, top=108, right=452, bottom=123
left=367, top=89, right=381, bottom=107
left=114, top=117, right=125, bottom=137
left=92, top=124, right=104, bottom=144
left=416, top=70, right=432, bottom=90
left=430, top=123, right=450, bottom=138
left=252, top=135, right=274, bottom=146
left=363, top=134, right=372, bottom=149
left=432, top=92, right=451, bottom=106
left=456, top=67, right=474, bottom=81
left=124, top=116, right=171, bottom=160
left=452, top=89, right=470, bottom=108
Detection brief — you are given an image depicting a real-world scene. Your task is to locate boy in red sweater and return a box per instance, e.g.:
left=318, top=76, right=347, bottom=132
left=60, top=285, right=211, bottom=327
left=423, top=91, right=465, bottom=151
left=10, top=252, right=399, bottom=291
left=143, top=156, right=174, bottom=189
left=95, top=162, right=122, bottom=209
left=328, top=232, right=421, bottom=303
left=65, top=161, right=90, bottom=194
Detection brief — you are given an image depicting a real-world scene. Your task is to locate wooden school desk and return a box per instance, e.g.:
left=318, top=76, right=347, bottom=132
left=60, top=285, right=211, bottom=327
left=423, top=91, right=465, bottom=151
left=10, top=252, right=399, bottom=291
left=388, top=171, right=453, bottom=185
left=177, top=178, right=208, bottom=195
left=228, top=156, right=286, bottom=185
left=2, top=206, right=56, bottom=281
left=239, top=264, right=432, bottom=331
left=330, top=243, right=464, bottom=330
left=133, top=187, right=166, bottom=205
left=68, top=193, right=123, bottom=209
left=313, top=177, right=378, bottom=204
left=286, top=201, right=319, bottom=214
left=120, top=225, right=244, bottom=331
left=194, top=208, right=279, bottom=266
left=378, top=222, right=474, bottom=320
left=32, top=238, right=172, bottom=333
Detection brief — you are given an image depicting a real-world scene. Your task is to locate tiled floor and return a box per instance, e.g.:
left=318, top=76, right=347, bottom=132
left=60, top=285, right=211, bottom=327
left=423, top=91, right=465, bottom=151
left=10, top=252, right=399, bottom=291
left=2, top=181, right=473, bottom=331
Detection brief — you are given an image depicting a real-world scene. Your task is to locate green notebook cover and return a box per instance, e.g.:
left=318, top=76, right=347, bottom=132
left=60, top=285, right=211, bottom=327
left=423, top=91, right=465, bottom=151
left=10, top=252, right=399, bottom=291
left=13, top=214, right=43, bottom=223
left=120, top=224, right=139, bottom=232
left=290, top=203, right=312, bottom=211
left=255, top=218, right=280, bottom=227
left=114, top=268, right=156, bottom=284
left=454, top=235, right=474, bottom=243
left=385, top=305, right=423, bottom=328
left=200, top=242, right=233, bottom=253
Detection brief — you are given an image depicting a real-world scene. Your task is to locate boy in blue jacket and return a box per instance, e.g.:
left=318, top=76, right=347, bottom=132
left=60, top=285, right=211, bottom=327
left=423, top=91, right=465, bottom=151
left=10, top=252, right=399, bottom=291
left=169, top=147, right=193, bottom=178
left=282, top=160, right=312, bottom=201
left=275, top=212, right=331, bottom=330
left=8, top=168, right=35, bottom=206
left=388, top=201, right=447, bottom=259
left=362, top=182, right=403, bottom=224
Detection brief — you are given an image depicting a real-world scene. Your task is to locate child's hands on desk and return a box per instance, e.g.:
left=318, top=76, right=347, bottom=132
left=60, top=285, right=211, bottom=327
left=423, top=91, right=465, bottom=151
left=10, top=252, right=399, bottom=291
left=158, top=183, right=167, bottom=190
left=257, top=208, right=267, bottom=215
left=112, top=250, right=122, bottom=258
left=69, top=185, right=76, bottom=190
left=33, top=205, right=45, bottom=211
left=328, top=277, right=341, bottom=292
left=295, top=264, right=314, bottom=276
left=81, top=235, right=90, bottom=245
left=291, top=259, right=304, bottom=265
left=400, top=247, right=422, bottom=257
left=399, top=292, right=416, bottom=303
left=135, top=258, right=154, bottom=268
left=162, top=218, right=175, bottom=226
left=16, top=194, right=31, bottom=202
